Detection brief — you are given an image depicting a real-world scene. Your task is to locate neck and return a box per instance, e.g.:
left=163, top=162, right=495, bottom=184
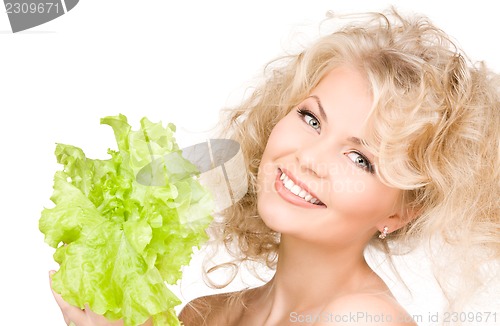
left=252, top=235, right=375, bottom=323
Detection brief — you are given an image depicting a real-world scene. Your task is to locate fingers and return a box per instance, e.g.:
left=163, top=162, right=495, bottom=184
left=86, top=305, right=124, bottom=326
left=49, top=270, right=86, bottom=325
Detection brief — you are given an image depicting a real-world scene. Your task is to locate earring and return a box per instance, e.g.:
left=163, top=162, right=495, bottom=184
left=378, top=226, right=389, bottom=239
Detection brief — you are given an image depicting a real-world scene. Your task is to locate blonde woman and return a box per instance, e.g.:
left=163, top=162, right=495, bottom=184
left=52, top=9, right=499, bottom=326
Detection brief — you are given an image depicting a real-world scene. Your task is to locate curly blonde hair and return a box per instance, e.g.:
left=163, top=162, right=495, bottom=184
left=208, top=9, right=500, bottom=312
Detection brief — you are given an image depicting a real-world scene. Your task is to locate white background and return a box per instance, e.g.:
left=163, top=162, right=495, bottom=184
left=0, top=1, right=499, bottom=325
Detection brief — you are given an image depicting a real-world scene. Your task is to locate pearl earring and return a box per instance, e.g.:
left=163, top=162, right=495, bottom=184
left=378, top=226, right=389, bottom=239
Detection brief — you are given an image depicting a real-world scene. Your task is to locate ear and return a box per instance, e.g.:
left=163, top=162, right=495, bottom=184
left=376, top=208, right=418, bottom=235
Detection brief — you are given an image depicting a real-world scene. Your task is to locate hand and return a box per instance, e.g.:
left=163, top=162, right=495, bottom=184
left=49, top=271, right=153, bottom=326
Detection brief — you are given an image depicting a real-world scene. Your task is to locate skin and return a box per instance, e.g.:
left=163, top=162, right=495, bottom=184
left=52, top=66, right=417, bottom=325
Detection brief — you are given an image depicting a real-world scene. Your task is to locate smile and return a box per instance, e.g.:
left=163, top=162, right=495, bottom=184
left=275, top=168, right=326, bottom=208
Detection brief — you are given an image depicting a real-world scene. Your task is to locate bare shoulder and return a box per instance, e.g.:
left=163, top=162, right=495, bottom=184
left=178, top=293, right=227, bottom=326
left=318, top=293, right=418, bottom=326
left=178, top=291, right=245, bottom=326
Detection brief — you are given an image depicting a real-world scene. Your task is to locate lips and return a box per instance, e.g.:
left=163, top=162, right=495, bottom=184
left=274, top=168, right=326, bottom=208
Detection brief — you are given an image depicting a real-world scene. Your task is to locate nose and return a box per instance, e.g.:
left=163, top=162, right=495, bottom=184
left=294, top=140, right=331, bottom=178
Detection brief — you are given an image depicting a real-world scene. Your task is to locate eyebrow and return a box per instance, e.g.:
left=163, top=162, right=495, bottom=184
left=347, top=136, right=373, bottom=158
left=347, top=136, right=363, bottom=145
left=307, top=95, right=328, bottom=123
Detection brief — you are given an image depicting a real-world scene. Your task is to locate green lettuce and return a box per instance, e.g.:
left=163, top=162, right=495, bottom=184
left=39, top=114, right=214, bottom=326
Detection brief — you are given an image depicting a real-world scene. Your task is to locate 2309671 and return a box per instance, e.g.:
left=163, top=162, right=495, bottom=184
left=5, top=2, right=60, bottom=14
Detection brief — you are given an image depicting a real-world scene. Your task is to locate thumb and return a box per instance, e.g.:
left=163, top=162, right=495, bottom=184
left=49, top=270, right=86, bottom=325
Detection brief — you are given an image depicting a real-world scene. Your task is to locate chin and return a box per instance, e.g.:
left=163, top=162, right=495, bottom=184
left=257, top=195, right=300, bottom=235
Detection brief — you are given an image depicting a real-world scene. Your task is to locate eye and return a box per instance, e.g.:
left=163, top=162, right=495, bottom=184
left=345, top=151, right=374, bottom=174
left=297, top=108, right=321, bottom=132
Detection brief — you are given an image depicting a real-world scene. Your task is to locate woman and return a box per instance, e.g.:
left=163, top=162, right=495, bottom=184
left=52, top=9, right=499, bottom=326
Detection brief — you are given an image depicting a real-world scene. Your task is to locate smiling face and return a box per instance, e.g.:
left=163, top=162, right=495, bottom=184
left=256, top=66, right=403, bottom=247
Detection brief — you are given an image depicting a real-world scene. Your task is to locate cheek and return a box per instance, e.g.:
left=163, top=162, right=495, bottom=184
left=258, top=117, right=297, bottom=174
left=328, top=172, right=399, bottom=220
left=264, top=118, right=297, bottom=153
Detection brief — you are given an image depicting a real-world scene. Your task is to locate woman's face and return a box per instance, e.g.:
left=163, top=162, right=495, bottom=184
left=257, top=66, right=402, bottom=247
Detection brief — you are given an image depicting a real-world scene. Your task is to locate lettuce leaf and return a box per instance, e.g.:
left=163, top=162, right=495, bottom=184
left=39, top=114, right=213, bottom=326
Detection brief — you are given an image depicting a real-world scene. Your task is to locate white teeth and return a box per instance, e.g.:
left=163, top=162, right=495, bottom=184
left=290, top=185, right=301, bottom=195
left=280, top=170, right=322, bottom=205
